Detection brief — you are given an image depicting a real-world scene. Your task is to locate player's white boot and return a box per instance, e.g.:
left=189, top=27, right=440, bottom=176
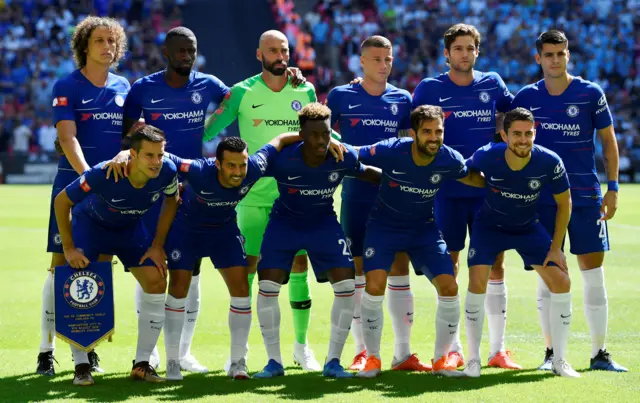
left=293, top=341, right=321, bottom=371
left=552, top=359, right=580, bottom=378
left=463, top=358, right=481, bottom=378
left=165, top=359, right=183, bottom=381
left=180, top=354, right=208, bottom=373
left=150, top=346, right=161, bottom=370
left=228, top=358, right=249, bottom=380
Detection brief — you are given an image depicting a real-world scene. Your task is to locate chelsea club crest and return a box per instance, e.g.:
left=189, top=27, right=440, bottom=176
left=63, top=271, right=105, bottom=310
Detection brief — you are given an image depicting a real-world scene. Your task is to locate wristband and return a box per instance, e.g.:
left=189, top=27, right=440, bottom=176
left=607, top=180, right=619, bottom=192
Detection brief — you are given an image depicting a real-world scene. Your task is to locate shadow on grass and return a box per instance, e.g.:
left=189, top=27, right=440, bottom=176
left=0, top=368, right=552, bottom=401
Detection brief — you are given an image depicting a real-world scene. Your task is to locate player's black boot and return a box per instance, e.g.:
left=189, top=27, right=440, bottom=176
left=537, top=348, right=553, bottom=371
left=88, top=350, right=104, bottom=373
left=36, top=351, right=57, bottom=376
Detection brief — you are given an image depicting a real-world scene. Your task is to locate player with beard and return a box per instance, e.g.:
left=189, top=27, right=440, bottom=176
left=412, top=23, right=520, bottom=370
left=114, top=26, right=230, bottom=374
left=354, top=105, right=485, bottom=378
left=462, top=108, right=578, bottom=378
left=512, top=30, right=626, bottom=372
left=37, top=16, right=130, bottom=377
left=204, top=30, right=325, bottom=371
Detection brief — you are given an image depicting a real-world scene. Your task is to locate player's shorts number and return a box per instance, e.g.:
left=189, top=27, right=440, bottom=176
left=597, top=220, right=606, bottom=239
left=338, top=239, right=354, bottom=262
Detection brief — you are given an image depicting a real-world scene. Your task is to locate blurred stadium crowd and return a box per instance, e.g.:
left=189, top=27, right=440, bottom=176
left=272, top=0, right=640, bottom=179
left=0, top=0, right=638, bottom=180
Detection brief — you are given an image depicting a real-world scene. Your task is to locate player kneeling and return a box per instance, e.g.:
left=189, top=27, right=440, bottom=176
left=353, top=105, right=485, bottom=378
left=54, top=125, right=179, bottom=385
left=252, top=103, right=381, bottom=379
left=462, top=108, right=579, bottom=378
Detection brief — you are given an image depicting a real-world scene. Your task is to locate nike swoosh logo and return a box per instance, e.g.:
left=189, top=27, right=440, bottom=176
left=448, top=324, right=457, bottom=327
left=465, top=310, right=479, bottom=314
left=300, top=302, right=311, bottom=309
left=367, top=318, right=380, bottom=323
left=560, top=314, right=571, bottom=318
left=151, top=99, right=164, bottom=104
left=490, top=176, right=503, bottom=181
left=348, top=104, right=361, bottom=109
left=439, top=97, right=452, bottom=102
left=407, top=312, right=414, bottom=316
left=111, top=198, right=125, bottom=202
left=186, top=310, right=199, bottom=314
left=201, top=191, right=215, bottom=195
left=45, top=310, right=54, bottom=314
left=252, top=104, right=264, bottom=109
left=288, top=176, right=301, bottom=180
left=150, top=320, right=164, bottom=324
left=392, top=170, right=406, bottom=174
left=530, top=106, right=541, bottom=111
left=82, top=99, right=93, bottom=104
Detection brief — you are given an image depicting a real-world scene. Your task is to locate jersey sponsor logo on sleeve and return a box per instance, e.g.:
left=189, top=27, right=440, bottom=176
left=52, top=97, right=68, bottom=107
left=553, top=161, right=566, bottom=179
left=598, top=94, right=607, bottom=106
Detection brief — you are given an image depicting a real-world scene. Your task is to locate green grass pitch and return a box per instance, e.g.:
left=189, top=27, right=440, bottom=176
left=0, top=184, right=638, bottom=402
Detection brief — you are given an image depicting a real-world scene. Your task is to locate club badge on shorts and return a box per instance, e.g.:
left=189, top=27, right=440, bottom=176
left=54, top=261, right=115, bottom=351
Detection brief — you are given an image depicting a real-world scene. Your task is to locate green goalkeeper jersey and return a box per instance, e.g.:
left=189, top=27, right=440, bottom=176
left=203, top=74, right=317, bottom=207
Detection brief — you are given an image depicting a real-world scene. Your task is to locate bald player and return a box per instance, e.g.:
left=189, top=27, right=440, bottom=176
left=204, top=30, right=324, bottom=371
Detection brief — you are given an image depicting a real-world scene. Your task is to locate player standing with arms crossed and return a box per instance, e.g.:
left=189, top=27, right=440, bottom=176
left=326, top=36, right=429, bottom=372
left=412, top=24, right=520, bottom=370
left=204, top=30, right=322, bottom=370
left=462, top=108, right=578, bottom=378
left=512, top=30, right=627, bottom=372
left=36, top=16, right=130, bottom=376
left=116, top=27, right=230, bottom=373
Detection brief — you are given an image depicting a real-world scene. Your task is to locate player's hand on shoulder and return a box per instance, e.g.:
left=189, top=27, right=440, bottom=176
left=543, top=247, right=568, bottom=273
left=140, top=245, right=168, bottom=278
left=329, top=137, right=346, bottom=162
left=178, top=182, right=185, bottom=204
left=103, top=150, right=130, bottom=182
left=287, top=67, right=306, bottom=88
left=601, top=190, right=618, bottom=220
left=349, top=76, right=363, bottom=85
left=64, top=247, right=90, bottom=269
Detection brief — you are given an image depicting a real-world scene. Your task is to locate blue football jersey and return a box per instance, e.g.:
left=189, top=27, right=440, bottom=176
left=266, top=144, right=365, bottom=220
left=52, top=69, right=130, bottom=171
left=511, top=77, right=613, bottom=207
left=326, top=83, right=412, bottom=203
left=412, top=71, right=513, bottom=198
left=167, top=144, right=278, bottom=226
left=358, top=138, right=468, bottom=225
left=65, top=159, right=179, bottom=229
left=124, top=70, right=229, bottom=159
left=466, top=142, right=570, bottom=229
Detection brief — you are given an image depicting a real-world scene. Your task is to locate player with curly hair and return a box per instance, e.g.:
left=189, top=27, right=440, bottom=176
left=36, top=16, right=130, bottom=382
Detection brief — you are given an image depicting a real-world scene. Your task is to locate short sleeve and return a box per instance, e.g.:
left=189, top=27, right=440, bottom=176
left=549, top=154, right=570, bottom=195
left=326, top=87, right=341, bottom=125
left=345, top=145, right=366, bottom=176
left=466, top=146, right=488, bottom=172
left=494, top=73, right=515, bottom=113
left=52, top=78, right=75, bottom=126
left=208, top=74, right=230, bottom=104
left=411, top=79, right=432, bottom=108
left=123, top=80, right=144, bottom=120
left=590, top=83, right=613, bottom=130
left=399, top=92, right=412, bottom=131
left=448, top=149, right=469, bottom=179
left=162, top=160, right=179, bottom=196
left=65, top=166, right=105, bottom=204
left=357, top=138, right=395, bottom=167
left=248, top=144, right=278, bottom=180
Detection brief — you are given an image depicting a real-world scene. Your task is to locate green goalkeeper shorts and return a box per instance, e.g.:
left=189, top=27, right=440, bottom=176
left=236, top=205, right=306, bottom=258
